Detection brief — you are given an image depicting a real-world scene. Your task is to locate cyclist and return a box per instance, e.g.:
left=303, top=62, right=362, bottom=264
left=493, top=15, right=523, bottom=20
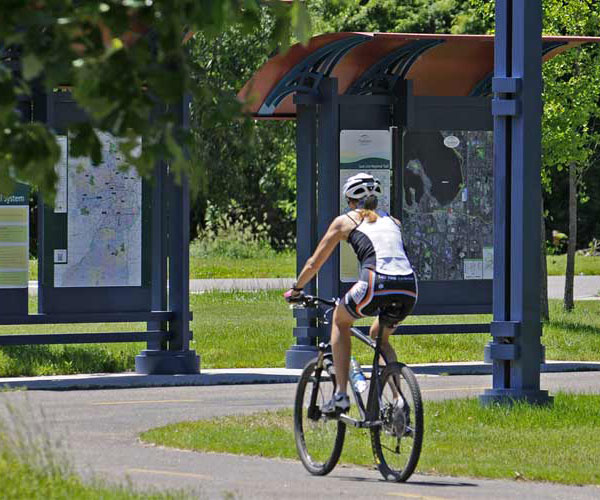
left=285, top=172, right=417, bottom=415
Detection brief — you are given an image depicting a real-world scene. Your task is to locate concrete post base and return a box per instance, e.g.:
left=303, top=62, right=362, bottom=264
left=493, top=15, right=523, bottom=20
left=135, top=349, right=200, bottom=375
left=285, top=345, right=319, bottom=369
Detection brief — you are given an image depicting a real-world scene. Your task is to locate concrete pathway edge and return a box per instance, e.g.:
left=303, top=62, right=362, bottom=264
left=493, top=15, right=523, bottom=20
left=2, top=360, right=600, bottom=390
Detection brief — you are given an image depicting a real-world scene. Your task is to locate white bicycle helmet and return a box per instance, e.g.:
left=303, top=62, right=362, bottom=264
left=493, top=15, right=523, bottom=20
left=342, top=173, right=382, bottom=200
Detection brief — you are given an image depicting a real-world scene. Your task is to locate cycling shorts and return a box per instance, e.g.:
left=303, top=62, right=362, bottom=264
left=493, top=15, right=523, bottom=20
left=342, top=270, right=417, bottom=326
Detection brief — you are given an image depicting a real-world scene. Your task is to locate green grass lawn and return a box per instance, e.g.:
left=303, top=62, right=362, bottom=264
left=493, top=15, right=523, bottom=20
left=140, top=393, right=600, bottom=485
left=547, top=254, right=600, bottom=276
left=29, top=253, right=295, bottom=281
left=0, top=455, right=183, bottom=500
left=189, top=252, right=295, bottom=279
left=1, top=293, right=599, bottom=376
left=28, top=253, right=600, bottom=281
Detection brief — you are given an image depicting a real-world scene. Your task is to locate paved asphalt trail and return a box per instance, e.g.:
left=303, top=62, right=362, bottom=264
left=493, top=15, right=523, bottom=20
left=1, top=372, right=600, bottom=499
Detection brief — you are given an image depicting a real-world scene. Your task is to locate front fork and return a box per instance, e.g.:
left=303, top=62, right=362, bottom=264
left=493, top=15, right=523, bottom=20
left=366, top=322, right=387, bottom=422
left=307, top=342, right=332, bottom=421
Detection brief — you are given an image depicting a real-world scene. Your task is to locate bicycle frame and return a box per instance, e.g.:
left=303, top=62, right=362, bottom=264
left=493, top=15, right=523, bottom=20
left=310, top=303, right=389, bottom=429
left=337, top=323, right=388, bottom=429
left=294, top=295, right=392, bottom=429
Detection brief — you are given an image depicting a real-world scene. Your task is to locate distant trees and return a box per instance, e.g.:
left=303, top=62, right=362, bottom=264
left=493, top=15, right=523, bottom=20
left=541, top=0, right=600, bottom=311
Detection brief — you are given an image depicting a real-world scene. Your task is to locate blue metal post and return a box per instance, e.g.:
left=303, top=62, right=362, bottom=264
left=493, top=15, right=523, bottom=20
left=136, top=95, right=199, bottom=374
left=286, top=102, right=320, bottom=368
left=481, top=0, right=551, bottom=405
left=316, top=78, right=340, bottom=323
left=145, top=160, right=168, bottom=351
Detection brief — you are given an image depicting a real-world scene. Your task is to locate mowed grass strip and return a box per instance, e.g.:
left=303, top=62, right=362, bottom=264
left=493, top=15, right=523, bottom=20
left=189, top=252, right=295, bottom=279
left=1, top=293, right=599, bottom=376
left=546, top=254, right=600, bottom=276
left=140, top=393, right=600, bottom=485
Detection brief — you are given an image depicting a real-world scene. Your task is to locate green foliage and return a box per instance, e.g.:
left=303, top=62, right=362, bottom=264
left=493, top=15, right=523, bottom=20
left=310, top=0, right=485, bottom=34
left=541, top=1, right=600, bottom=249
left=468, top=0, right=600, bottom=245
left=191, top=201, right=276, bottom=259
left=0, top=0, right=310, bottom=195
left=259, top=151, right=297, bottom=226
left=187, top=12, right=297, bottom=248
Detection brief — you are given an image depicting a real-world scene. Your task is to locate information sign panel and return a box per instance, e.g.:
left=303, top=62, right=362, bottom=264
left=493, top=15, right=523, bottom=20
left=0, top=184, right=29, bottom=289
left=402, top=130, right=494, bottom=281
left=52, top=132, right=142, bottom=288
left=40, top=131, right=151, bottom=314
left=339, top=130, right=392, bottom=282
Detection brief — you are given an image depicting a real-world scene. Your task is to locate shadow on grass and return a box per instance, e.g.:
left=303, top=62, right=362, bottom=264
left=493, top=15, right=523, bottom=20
left=0, top=344, right=134, bottom=377
left=546, top=320, right=600, bottom=336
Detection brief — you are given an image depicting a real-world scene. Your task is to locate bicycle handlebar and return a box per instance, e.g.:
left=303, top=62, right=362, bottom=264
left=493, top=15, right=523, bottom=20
left=289, top=293, right=337, bottom=308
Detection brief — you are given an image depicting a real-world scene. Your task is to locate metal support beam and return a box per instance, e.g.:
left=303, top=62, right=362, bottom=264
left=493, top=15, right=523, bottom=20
left=481, top=0, right=551, bottom=405
left=0, top=331, right=169, bottom=346
left=146, top=159, right=168, bottom=351
left=316, top=78, right=340, bottom=330
left=136, top=95, right=199, bottom=375
left=286, top=101, right=320, bottom=368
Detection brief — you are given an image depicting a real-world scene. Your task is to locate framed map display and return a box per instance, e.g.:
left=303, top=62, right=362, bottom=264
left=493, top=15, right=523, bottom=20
left=39, top=132, right=152, bottom=314
left=401, top=130, right=494, bottom=282
left=53, top=132, right=142, bottom=288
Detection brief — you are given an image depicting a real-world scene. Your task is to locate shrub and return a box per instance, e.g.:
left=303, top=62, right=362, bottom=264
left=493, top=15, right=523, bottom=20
left=191, top=201, right=276, bottom=259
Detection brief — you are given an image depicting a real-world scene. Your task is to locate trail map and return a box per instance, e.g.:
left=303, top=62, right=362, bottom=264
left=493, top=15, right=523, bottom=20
left=402, top=130, right=494, bottom=281
left=54, top=132, right=142, bottom=288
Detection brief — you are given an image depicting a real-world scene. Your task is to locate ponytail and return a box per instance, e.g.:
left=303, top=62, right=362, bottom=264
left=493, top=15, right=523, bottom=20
left=356, top=195, right=379, bottom=223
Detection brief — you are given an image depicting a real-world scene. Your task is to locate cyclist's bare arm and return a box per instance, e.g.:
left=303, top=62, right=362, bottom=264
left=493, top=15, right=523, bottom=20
left=294, top=215, right=357, bottom=289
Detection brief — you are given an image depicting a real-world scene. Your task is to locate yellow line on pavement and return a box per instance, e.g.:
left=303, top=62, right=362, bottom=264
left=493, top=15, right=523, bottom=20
left=127, top=468, right=212, bottom=480
left=91, top=386, right=488, bottom=406
left=386, top=493, right=449, bottom=500
left=422, top=386, right=488, bottom=393
left=91, top=399, right=199, bottom=406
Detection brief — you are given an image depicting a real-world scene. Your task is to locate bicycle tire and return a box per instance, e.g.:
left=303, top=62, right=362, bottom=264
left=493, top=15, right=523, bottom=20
left=370, top=362, right=423, bottom=482
left=294, top=357, right=346, bottom=476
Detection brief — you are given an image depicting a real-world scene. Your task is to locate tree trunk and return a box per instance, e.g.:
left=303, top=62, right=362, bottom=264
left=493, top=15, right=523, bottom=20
left=540, top=196, right=549, bottom=321
left=564, top=162, right=577, bottom=311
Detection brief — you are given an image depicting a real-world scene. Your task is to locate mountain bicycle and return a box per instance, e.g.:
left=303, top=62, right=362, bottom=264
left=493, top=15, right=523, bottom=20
left=290, top=294, right=423, bottom=482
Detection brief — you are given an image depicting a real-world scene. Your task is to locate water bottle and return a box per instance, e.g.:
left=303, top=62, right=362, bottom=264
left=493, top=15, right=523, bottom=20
left=349, top=356, right=368, bottom=393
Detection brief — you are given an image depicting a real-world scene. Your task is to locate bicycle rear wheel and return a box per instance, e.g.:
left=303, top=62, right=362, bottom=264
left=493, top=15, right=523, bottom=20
left=294, top=357, right=346, bottom=476
left=370, top=362, right=423, bottom=482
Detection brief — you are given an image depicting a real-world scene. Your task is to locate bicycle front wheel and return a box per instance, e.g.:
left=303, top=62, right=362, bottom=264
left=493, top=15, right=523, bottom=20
left=294, top=358, right=346, bottom=476
left=370, top=362, right=423, bottom=482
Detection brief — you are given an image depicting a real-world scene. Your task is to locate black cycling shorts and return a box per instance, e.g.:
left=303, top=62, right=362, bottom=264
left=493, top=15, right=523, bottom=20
left=342, top=270, right=417, bottom=326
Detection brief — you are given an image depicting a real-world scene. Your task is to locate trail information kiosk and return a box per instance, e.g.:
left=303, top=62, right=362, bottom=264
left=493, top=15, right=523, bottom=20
left=240, top=26, right=600, bottom=403
left=0, top=88, right=198, bottom=375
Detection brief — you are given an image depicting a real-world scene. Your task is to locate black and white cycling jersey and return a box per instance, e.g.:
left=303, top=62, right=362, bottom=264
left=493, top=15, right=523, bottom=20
left=346, top=210, right=413, bottom=276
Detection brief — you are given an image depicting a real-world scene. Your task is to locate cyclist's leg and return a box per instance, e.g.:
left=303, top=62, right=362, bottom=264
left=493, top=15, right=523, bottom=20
left=331, top=304, right=356, bottom=394
left=369, top=317, right=397, bottom=365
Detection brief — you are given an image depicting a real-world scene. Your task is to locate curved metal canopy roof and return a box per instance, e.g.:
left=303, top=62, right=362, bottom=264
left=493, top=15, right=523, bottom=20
left=238, top=32, right=600, bottom=119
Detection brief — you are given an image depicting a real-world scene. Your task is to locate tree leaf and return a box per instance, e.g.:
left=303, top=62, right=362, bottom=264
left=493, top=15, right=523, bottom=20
left=21, top=53, right=44, bottom=81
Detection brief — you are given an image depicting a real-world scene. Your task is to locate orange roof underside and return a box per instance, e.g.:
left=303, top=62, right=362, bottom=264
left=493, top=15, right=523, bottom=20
left=239, top=32, right=600, bottom=119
